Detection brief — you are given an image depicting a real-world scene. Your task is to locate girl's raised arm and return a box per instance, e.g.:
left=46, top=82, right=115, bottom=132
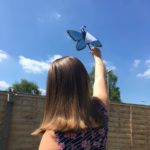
left=90, top=47, right=110, bottom=113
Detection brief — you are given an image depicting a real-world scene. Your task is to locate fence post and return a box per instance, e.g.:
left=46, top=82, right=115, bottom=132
left=130, top=105, right=133, bottom=149
left=0, top=91, right=14, bottom=150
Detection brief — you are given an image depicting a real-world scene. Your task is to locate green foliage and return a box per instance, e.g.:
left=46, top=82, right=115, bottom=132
left=107, top=70, right=121, bottom=102
left=11, top=79, right=41, bottom=95
left=89, top=67, right=121, bottom=103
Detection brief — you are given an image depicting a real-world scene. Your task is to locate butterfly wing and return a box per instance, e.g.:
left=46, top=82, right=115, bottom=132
left=76, top=39, right=86, bottom=50
left=91, top=40, right=102, bottom=47
left=67, top=30, right=83, bottom=41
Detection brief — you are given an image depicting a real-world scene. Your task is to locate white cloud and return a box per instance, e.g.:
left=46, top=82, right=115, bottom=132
left=103, top=60, right=116, bottom=71
left=19, top=54, right=62, bottom=74
left=145, top=59, right=150, bottom=67
left=19, top=56, right=49, bottom=74
left=39, top=88, right=46, bottom=95
left=133, top=59, right=141, bottom=68
left=0, top=50, right=9, bottom=62
left=54, top=12, right=62, bottom=19
left=137, top=59, right=150, bottom=78
left=49, top=12, right=62, bottom=20
left=37, top=11, right=62, bottom=23
left=0, top=81, right=10, bottom=90
left=47, top=54, right=62, bottom=63
left=137, top=69, right=150, bottom=78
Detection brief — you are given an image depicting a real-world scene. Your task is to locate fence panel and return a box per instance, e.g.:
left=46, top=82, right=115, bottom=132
left=0, top=93, right=150, bottom=150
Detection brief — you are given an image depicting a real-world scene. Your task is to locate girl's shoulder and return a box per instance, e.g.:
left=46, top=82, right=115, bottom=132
left=39, top=130, right=60, bottom=150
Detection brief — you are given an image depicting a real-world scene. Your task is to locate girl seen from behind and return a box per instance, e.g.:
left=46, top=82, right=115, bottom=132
left=31, top=47, right=110, bottom=150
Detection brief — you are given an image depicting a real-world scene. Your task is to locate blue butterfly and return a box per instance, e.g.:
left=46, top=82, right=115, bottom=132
left=67, top=26, right=102, bottom=50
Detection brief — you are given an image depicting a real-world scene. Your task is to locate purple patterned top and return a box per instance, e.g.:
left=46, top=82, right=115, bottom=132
left=55, top=99, right=109, bottom=150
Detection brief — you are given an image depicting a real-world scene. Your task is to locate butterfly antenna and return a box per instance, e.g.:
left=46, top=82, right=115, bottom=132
left=87, top=43, right=91, bottom=49
left=81, top=25, right=86, bottom=32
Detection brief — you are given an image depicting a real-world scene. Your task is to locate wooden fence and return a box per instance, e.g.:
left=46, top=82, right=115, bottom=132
left=0, top=92, right=150, bottom=150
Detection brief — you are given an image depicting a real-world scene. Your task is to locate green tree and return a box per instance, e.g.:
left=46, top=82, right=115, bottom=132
left=89, top=67, right=121, bottom=103
left=107, top=70, right=121, bottom=102
left=11, top=79, right=41, bottom=95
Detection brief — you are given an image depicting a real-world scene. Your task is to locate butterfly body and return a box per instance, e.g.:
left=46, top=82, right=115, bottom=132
left=67, top=27, right=102, bottom=51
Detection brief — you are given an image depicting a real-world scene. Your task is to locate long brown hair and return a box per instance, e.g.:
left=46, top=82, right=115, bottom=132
left=31, top=56, right=103, bottom=136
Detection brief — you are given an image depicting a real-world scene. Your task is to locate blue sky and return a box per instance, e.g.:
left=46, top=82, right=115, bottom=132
left=0, top=0, right=150, bottom=105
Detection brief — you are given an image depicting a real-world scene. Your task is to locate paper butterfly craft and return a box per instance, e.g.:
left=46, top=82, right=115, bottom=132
left=67, top=26, right=102, bottom=50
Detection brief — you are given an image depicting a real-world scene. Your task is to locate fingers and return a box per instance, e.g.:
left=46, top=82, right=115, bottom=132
left=89, top=51, right=94, bottom=55
left=90, top=47, right=100, bottom=52
left=89, top=47, right=100, bottom=53
left=89, top=47, right=102, bottom=58
left=89, top=49, right=94, bottom=55
left=89, top=48, right=94, bottom=54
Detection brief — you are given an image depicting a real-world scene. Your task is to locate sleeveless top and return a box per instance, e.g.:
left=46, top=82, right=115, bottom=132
left=54, top=99, right=109, bottom=150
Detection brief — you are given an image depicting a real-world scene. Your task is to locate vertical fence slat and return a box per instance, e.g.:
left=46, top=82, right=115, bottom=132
left=130, top=105, right=133, bottom=149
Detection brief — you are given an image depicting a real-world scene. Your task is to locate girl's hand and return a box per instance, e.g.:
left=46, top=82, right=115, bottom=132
left=89, top=47, right=102, bottom=59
